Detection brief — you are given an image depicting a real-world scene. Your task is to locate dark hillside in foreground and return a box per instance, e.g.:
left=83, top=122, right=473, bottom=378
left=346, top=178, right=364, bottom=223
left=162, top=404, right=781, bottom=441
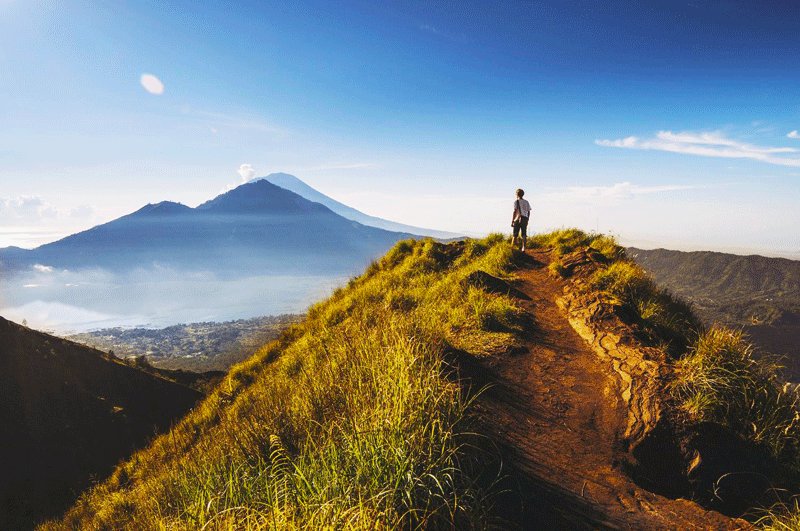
left=628, top=247, right=800, bottom=376
left=0, top=180, right=412, bottom=276
left=0, top=317, right=203, bottom=530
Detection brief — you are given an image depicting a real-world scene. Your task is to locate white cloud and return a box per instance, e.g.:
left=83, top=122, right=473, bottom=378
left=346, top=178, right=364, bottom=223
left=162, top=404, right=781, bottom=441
left=1, top=197, right=54, bottom=221
left=0, top=196, right=57, bottom=222
left=140, top=73, right=164, bottom=95
left=33, top=264, right=54, bottom=273
left=596, top=130, right=800, bottom=167
left=788, top=130, right=800, bottom=139
left=237, top=163, right=256, bottom=182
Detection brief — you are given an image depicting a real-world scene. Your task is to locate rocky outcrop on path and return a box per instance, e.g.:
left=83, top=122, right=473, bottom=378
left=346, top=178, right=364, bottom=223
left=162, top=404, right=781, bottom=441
left=464, top=249, right=746, bottom=529
left=553, top=248, right=783, bottom=518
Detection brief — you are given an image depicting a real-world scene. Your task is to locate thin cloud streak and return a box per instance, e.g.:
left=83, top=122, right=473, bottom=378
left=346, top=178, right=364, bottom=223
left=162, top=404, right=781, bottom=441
left=181, top=108, right=287, bottom=136
left=297, top=162, right=378, bottom=172
left=596, top=130, right=800, bottom=167
left=538, top=182, right=705, bottom=204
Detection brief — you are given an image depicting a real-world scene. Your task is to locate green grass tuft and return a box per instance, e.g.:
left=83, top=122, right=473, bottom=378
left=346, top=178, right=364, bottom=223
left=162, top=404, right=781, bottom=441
left=590, top=255, right=701, bottom=354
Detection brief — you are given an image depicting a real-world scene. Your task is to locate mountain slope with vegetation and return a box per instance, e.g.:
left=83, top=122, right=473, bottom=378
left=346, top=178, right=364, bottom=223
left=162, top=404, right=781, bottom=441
left=0, top=317, right=204, bottom=530
left=628, top=247, right=800, bottom=377
left=46, top=236, right=520, bottom=529
left=45, top=232, right=800, bottom=529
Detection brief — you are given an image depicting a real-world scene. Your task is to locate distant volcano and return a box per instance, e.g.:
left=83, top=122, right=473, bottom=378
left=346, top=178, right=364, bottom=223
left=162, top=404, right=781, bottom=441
left=0, top=179, right=413, bottom=276
left=260, top=172, right=462, bottom=239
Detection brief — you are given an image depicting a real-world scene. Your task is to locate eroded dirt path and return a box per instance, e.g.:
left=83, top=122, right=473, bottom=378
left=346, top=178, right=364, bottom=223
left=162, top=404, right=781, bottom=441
left=470, top=251, right=745, bottom=530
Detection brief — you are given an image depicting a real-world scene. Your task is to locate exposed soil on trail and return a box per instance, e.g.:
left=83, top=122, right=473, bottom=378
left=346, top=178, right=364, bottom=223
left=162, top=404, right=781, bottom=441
left=465, top=250, right=747, bottom=530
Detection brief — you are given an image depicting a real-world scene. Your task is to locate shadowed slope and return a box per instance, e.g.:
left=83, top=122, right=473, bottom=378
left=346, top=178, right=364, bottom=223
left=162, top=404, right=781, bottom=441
left=0, top=317, right=202, bottom=530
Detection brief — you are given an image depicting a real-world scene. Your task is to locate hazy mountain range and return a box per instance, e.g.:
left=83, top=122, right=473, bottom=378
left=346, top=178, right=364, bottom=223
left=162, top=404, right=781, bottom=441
left=0, top=178, right=418, bottom=276
left=0, top=174, right=454, bottom=331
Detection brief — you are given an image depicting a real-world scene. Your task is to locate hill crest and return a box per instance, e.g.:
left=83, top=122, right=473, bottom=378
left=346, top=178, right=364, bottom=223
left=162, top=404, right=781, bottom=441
left=44, top=232, right=787, bottom=529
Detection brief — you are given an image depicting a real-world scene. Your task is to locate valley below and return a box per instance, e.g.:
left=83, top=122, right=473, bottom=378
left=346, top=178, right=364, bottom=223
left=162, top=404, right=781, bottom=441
left=67, top=314, right=300, bottom=372
left=629, top=247, right=800, bottom=379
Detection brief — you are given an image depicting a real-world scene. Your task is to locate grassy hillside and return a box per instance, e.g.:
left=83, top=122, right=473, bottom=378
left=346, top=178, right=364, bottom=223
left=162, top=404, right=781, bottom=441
left=0, top=317, right=203, bottom=530
left=46, top=236, right=523, bottom=529
left=46, top=231, right=800, bottom=528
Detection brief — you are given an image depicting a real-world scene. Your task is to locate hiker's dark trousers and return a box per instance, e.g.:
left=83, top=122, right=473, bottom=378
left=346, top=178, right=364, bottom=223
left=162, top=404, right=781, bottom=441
left=513, top=216, right=529, bottom=240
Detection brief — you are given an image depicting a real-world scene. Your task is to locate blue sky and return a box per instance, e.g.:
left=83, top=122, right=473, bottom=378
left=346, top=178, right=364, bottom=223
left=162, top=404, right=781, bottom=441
left=1, top=0, right=799, bottom=255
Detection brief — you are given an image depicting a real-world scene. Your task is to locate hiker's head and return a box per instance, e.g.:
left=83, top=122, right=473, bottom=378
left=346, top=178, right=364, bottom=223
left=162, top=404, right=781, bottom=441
left=516, top=188, right=525, bottom=198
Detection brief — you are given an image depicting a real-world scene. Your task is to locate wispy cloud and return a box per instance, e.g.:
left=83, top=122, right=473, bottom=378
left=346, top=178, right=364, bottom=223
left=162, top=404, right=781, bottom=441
left=543, top=182, right=704, bottom=203
left=788, top=130, right=800, bottom=139
left=140, top=73, right=164, bottom=95
left=418, top=23, right=467, bottom=43
left=182, top=108, right=287, bottom=136
left=0, top=196, right=94, bottom=224
left=596, top=130, right=800, bottom=167
left=298, top=162, right=377, bottom=172
left=0, top=196, right=57, bottom=222
left=0, top=196, right=97, bottom=247
left=33, top=264, right=54, bottom=273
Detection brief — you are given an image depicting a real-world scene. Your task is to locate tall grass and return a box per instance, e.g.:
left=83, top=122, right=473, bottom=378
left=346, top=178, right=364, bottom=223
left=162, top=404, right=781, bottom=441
left=757, top=499, right=800, bottom=530
left=529, top=228, right=621, bottom=261
left=591, top=259, right=701, bottom=355
left=44, top=236, right=520, bottom=530
left=536, top=229, right=699, bottom=354
left=671, top=327, right=800, bottom=472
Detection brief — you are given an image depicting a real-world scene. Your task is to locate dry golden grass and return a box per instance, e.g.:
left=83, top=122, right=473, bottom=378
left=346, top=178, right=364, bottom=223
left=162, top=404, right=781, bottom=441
left=43, top=235, right=521, bottom=530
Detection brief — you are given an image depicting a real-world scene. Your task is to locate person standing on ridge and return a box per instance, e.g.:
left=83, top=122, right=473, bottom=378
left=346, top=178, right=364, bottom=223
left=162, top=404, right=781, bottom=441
left=512, top=188, right=531, bottom=252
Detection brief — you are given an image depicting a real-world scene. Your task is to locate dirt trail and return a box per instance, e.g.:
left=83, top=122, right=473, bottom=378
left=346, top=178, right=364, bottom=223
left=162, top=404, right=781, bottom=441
left=470, top=251, right=745, bottom=530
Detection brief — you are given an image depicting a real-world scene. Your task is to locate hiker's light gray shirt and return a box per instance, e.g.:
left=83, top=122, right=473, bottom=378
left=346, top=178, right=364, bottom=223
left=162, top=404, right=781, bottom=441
left=515, top=198, right=532, bottom=218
